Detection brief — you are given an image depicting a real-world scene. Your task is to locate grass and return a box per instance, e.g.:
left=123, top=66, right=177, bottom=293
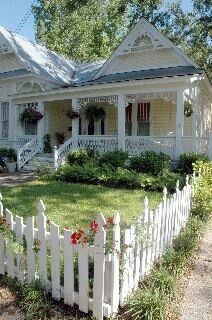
left=0, top=180, right=162, bottom=229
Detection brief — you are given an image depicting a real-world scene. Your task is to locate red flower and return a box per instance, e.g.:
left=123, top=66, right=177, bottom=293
left=71, top=238, right=78, bottom=245
left=78, top=229, right=84, bottom=234
left=106, top=217, right=113, bottom=225
left=82, top=236, right=88, bottom=244
left=90, top=221, right=98, bottom=232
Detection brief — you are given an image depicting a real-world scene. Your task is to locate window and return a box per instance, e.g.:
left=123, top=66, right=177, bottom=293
left=125, top=103, right=132, bottom=136
left=137, top=102, right=150, bottom=136
left=1, top=102, right=9, bottom=138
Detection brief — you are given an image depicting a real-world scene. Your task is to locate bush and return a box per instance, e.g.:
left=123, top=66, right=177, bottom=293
left=99, top=150, right=128, bottom=169
left=126, top=288, right=166, bottom=320
left=103, top=168, right=140, bottom=188
left=56, top=162, right=101, bottom=184
left=130, top=151, right=170, bottom=175
left=0, top=148, right=17, bottom=166
left=177, top=152, right=208, bottom=174
left=147, top=268, right=175, bottom=297
left=67, top=149, right=90, bottom=166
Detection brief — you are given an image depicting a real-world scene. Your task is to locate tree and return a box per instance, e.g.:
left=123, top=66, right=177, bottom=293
left=32, top=0, right=162, bottom=62
left=33, top=0, right=211, bottom=79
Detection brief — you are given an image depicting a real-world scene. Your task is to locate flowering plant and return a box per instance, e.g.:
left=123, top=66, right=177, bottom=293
left=66, top=110, right=80, bottom=119
left=19, top=106, right=44, bottom=124
left=70, top=217, right=114, bottom=246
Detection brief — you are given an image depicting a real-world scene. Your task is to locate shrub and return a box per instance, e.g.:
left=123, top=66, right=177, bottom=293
left=130, top=151, right=170, bottom=175
left=99, top=150, right=128, bottom=169
left=67, top=149, right=90, bottom=166
left=177, top=152, right=208, bottom=174
left=0, top=148, right=17, bottom=166
left=147, top=268, right=175, bottom=297
left=103, top=168, right=140, bottom=188
left=162, top=249, right=190, bottom=276
left=56, top=162, right=101, bottom=184
left=126, top=288, right=166, bottom=320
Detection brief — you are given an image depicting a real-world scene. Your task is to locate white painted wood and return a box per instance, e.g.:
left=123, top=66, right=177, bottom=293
left=208, top=132, right=212, bottom=160
left=146, top=210, right=154, bottom=273
left=93, top=213, right=106, bottom=320
left=78, top=243, right=89, bottom=313
left=64, top=229, right=74, bottom=306
left=5, top=209, right=14, bottom=278
left=50, top=222, right=60, bottom=300
left=104, top=259, right=111, bottom=304
left=134, top=216, right=142, bottom=288
left=156, top=203, right=163, bottom=257
left=128, top=225, right=135, bottom=291
left=15, top=216, right=25, bottom=283
left=110, top=213, right=120, bottom=315
left=37, top=200, right=48, bottom=287
left=26, top=216, right=35, bottom=283
left=120, top=228, right=131, bottom=306
left=175, top=88, right=184, bottom=159
left=140, top=196, right=149, bottom=278
left=0, top=193, right=5, bottom=275
left=117, top=94, right=125, bottom=150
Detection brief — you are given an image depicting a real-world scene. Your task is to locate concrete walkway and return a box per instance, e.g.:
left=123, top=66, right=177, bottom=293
left=0, top=172, right=34, bottom=187
left=180, top=223, right=212, bottom=320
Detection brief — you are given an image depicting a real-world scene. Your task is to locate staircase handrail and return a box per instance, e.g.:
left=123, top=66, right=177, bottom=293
left=17, top=137, right=41, bottom=170
left=54, top=137, right=74, bottom=170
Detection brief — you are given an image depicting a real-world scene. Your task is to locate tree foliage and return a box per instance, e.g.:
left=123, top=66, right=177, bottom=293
left=33, top=0, right=211, bottom=79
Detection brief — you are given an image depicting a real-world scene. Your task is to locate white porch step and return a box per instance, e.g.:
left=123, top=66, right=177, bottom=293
left=21, top=152, right=55, bottom=172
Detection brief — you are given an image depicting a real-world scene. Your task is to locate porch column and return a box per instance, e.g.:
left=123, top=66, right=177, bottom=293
left=8, top=100, right=16, bottom=143
left=175, top=89, right=184, bottom=159
left=37, top=101, right=45, bottom=151
left=72, top=98, right=79, bottom=148
left=192, top=86, right=198, bottom=152
left=117, top=94, right=125, bottom=151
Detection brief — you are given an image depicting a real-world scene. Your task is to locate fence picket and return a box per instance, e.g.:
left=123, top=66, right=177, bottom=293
left=26, top=216, right=35, bottom=283
left=5, top=209, right=14, bottom=278
left=78, top=243, right=89, bottom=313
left=50, top=222, right=60, bottom=300
left=128, top=225, right=135, bottom=291
left=15, top=216, right=25, bottom=283
left=110, top=213, right=120, bottom=314
left=140, top=197, right=149, bottom=279
left=93, top=213, right=106, bottom=320
left=64, top=229, right=74, bottom=306
left=134, top=216, right=142, bottom=288
left=37, top=200, right=48, bottom=287
left=120, top=228, right=131, bottom=306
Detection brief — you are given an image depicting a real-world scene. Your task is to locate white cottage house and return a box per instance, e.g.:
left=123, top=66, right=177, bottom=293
left=0, top=18, right=211, bottom=170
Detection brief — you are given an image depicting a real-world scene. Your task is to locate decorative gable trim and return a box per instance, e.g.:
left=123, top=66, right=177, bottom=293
left=94, top=18, right=199, bottom=80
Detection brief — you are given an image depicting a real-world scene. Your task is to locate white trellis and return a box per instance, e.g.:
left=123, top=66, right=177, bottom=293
left=0, top=177, right=193, bottom=319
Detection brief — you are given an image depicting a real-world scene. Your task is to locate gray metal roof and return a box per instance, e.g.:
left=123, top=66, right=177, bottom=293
left=74, top=66, right=204, bottom=86
left=0, top=69, right=30, bottom=79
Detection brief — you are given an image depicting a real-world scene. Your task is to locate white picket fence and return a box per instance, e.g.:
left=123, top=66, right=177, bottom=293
left=0, top=177, right=193, bottom=320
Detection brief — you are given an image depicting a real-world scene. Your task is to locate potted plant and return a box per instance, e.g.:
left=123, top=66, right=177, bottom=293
left=19, top=106, right=44, bottom=124
left=43, top=134, right=52, bottom=153
left=55, top=132, right=65, bottom=147
left=85, top=105, right=106, bottom=122
left=2, top=148, right=17, bottom=173
left=184, top=101, right=193, bottom=117
left=66, top=110, right=80, bottom=119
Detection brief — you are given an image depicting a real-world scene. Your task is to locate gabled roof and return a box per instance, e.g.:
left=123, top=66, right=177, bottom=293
left=74, top=66, right=204, bottom=86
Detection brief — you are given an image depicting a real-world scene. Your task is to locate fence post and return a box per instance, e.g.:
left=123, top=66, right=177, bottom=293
left=140, top=196, right=149, bottom=278
left=37, top=200, right=48, bottom=288
left=111, top=212, right=120, bottom=315
left=93, top=213, right=106, bottom=320
left=0, top=193, right=3, bottom=217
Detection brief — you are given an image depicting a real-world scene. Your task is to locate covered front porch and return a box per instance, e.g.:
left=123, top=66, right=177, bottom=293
left=68, top=90, right=193, bottom=161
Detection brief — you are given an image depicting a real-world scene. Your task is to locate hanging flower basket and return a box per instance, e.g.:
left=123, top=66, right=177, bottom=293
left=184, top=101, right=193, bottom=117
left=19, top=106, right=44, bottom=124
left=85, top=105, right=106, bottom=122
left=66, top=110, right=80, bottom=119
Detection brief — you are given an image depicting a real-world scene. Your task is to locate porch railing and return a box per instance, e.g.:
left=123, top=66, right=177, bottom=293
left=54, top=137, right=74, bottom=170
left=77, top=135, right=118, bottom=152
left=17, top=138, right=41, bottom=170
left=125, top=136, right=176, bottom=158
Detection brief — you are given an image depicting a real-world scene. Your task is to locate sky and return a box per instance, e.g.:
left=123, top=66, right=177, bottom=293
left=0, top=0, right=193, bottom=43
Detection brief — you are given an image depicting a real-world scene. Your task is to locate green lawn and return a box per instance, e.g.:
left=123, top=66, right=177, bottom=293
left=0, top=180, right=162, bottom=230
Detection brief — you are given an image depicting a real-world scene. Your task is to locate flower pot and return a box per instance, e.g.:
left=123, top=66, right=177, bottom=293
left=6, top=162, right=16, bottom=173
